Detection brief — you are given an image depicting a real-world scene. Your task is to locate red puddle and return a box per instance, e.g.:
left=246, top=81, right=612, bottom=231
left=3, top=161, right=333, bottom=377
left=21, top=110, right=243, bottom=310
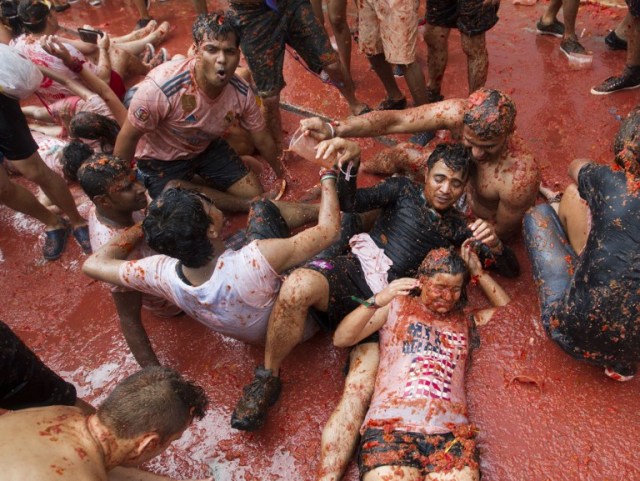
left=1, top=0, right=639, bottom=480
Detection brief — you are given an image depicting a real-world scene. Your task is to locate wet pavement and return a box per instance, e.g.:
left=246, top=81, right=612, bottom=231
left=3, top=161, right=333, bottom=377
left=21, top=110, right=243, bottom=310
left=1, top=0, right=639, bottom=480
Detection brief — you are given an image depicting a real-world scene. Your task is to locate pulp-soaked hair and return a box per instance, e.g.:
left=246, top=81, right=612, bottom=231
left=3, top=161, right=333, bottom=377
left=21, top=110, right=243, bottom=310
left=192, top=10, right=240, bottom=47
left=17, top=0, right=49, bottom=33
left=417, top=247, right=470, bottom=310
left=1, top=0, right=22, bottom=35
left=463, top=88, right=517, bottom=140
left=143, top=188, right=213, bottom=268
left=97, top=366, right=208, bottom=443
left=426, top=142, right=472, bottom=179
left=77, top=154, right=129, bottom=200
left=613, top=107, right=640, bottom=170
left=69, top=112, right=120, bottom=154
left=61, top=140, right=93, bottom=182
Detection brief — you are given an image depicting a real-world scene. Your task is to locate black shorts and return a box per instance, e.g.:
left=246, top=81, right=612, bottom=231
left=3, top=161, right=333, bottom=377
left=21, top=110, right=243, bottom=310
left=426, top=0, right=499, bottom=36
left=223, top=198, right=291, bottom=251
left=230, top=0, right=339, bottom=97
left=303, top=254, right=373, bottom=331
left=627, top=0, right=640, bottom=17
left=0, top=320, right=77, bottom=410
left=136, top=137, right=250, bottom=198
left=0, top=94, right=38, bottom=161
left=358, top=427, right=478, bottom=477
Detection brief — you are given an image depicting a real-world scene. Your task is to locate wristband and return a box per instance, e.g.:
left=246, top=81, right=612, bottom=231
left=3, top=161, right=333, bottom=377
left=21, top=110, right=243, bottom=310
left=319, top=167, right=337, bottom=178
left=351, top=295, right=378, bottom=308
left=325, top=122, right=335, bottom=139
left=340, top=160, right=357, bottom=180
left=66, top=58, right=85, bottom=73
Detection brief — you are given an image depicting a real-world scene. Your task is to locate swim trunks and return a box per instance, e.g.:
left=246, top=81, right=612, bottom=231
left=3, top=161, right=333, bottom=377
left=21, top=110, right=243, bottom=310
left=0, top=94, right=38, bottom=162
left=426, top=0, right=499, bottom=36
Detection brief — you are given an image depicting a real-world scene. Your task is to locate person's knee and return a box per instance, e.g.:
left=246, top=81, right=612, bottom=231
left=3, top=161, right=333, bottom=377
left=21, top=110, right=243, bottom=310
left=279, top=270, right=324, bottom=308
left=0, top=174, right=17, bottom=202
left=461, top=33, right=487, bottom=56
left=13, top=155, right=52, bottom=184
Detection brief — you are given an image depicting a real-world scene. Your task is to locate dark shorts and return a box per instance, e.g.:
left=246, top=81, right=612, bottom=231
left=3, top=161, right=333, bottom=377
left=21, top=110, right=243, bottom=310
left=426, top=0, right=499, bottom=36
left=224, top=198, right=291, bottom=250
left=358, top=427, right=478, bottom=477
left=627, top=0, right=640, bottom=17
left=0, top=94, right=38, bottom=162
left=304, top=254, right=373, bottom=331
left=230, top=0, right=339, bottom=96
left=136, top=137, right=250, bottom=198
left=0, top=320, right=77, bottom=410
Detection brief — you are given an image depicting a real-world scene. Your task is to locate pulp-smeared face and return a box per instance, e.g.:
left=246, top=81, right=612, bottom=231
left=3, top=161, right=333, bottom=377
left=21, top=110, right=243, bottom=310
left=462, top=125, right=507, bottom=162
left=195, top=33, right=240, bottom=91
left=107, top=171, right=147, bottom=212
left=423, top=160, right=467, bottom=211
left=420, top=272, right=464, bottom=314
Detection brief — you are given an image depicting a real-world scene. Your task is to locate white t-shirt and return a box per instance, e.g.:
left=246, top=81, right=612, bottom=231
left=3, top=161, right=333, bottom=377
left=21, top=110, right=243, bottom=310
left=118, top=241, right=280, bottom=344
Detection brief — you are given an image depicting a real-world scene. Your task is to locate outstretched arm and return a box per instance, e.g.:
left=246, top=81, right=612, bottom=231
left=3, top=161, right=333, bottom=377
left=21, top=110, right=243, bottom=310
left=250, top=128, right=285, bottom=178
left=300, top=99, right=466, bottom=140
left=83, top=223, right=145, bottom=286
left=333, top=278, right=418, bottom=347
left=111, top=291, right=160, bottom=367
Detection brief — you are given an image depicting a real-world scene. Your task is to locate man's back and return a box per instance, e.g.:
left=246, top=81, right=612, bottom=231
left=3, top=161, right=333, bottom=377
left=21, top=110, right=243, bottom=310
left=0, top=406, right=106, bottom=481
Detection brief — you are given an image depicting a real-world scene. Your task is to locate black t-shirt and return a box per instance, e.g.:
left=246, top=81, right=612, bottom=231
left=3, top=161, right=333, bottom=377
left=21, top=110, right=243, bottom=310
left=560, top=163, right=640, bottom=361
left=339, top=175, right=519, bottom=280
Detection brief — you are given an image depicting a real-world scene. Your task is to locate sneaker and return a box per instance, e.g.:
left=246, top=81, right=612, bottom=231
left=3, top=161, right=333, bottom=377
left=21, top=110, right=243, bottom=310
left=376, top=97, right=407, bottom=111
left=560, top=37, right=587, bottom=57
left=43, top=219, right=70, bottom=260
left=231, top=366, right=281, bottom=431
left=536, top=18, right=565, bottom=38
left=591, top=66, right=640, bottom=95
left=72, top=225, right=92, bottom=254
left=604, top=364, right=635, bottom=382
left=393, top=65, right=405, bottom=77
left=408, top=130, right=435, bottom=147
left=426, top=87, right=444, bottom=104
left=604, top=30, right=627, bottom=50
left=134, top=17, right=154, bottom=30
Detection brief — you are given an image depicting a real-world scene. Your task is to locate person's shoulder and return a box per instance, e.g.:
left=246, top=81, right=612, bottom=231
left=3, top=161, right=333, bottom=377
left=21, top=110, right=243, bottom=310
left=227, top=74, right=251, bottom=98
left=148, top=58, right=194, bottom=99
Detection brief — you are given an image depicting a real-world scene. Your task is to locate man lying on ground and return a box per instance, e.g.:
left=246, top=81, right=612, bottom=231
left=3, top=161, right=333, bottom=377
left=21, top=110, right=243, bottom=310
left=301, top=88, right=541, bottom=239
left=333, top=245, right=510, bottom=481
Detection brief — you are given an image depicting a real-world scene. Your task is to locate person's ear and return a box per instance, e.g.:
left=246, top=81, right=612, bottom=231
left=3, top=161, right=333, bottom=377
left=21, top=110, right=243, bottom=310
left=206, top=223, right=219, bottom=241
left=133, top=432, right=161, bottom=459
left=93, top=193, right=110, bottom=209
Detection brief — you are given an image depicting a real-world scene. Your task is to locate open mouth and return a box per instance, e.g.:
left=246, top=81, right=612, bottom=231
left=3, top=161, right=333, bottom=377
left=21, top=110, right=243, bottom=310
left=216, top=68, right=227, bottom=80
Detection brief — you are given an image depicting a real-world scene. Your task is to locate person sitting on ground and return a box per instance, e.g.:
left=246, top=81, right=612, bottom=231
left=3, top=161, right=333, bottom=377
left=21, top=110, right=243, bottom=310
left=82, top=148, right=341, bottom=357
left=0, top=365, right=212, bottom=481
left=301, top=88, right=541, bottom=239
left=12, top=0, right=170, bottom=102
left=114, top=11, right=282, bottom=200
left=524, top=108, right=640, bottom=382
left=231, top=140, right=519, bottom=436
left=333, top=245, right=510, bottom=481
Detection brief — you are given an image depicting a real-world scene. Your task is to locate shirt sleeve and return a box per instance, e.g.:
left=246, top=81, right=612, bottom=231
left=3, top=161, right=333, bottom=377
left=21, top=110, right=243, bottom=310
left=577, top=163, right=604, bottom=202
left=352, top=176, right=406, bottom=212
left=118, top=256, right=171, bottom=298
left=127, top=79, right=171, bottom=134
left=239, top=91, right=266, bottom=132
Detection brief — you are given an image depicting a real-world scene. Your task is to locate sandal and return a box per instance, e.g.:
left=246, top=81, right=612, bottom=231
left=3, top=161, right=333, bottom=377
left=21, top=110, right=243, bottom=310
left=355, top=104, right=372, bottom=116
left=43, top=219, right=70, bottom=261
left=72, top=225, right=92, bottom=254
left=376, top=97, right=407, bottom=111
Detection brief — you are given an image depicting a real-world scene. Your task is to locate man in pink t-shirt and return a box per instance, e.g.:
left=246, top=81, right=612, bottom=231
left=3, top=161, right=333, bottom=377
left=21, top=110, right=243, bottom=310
left=114, top=12, right=281, bottom=200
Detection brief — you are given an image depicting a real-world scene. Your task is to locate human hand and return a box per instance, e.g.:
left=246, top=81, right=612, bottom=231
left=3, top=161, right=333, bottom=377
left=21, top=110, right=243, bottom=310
left=468, top=218, right=500, bottom=250
left=315, top=137, right=360, bottom=168
left=41, top=35, right=72, bottom=63
left=374, top=278, right=419, bottom=307
left=300, top=117, right=333, bottom=141
left=97, top=31, right=110, bottom=50
left=461, top=239, right=483, bottom=277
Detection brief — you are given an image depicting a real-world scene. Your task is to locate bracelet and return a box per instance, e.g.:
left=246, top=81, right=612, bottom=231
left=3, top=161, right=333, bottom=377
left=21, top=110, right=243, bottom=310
left=339, top=160, right=358, bottom=180
left=351, top=295, right=378, bottom=308
left=325, top=122, right=335, bottom=139
left=66, top=57, right=85, bottom=73
left=319, top=167, right=337, bottom=177
left=320, top=173, right=337, bottom=183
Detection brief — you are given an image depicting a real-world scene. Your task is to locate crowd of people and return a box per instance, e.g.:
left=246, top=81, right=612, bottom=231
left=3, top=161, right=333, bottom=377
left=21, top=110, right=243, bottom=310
left=1, top=0, right=639, bottom=479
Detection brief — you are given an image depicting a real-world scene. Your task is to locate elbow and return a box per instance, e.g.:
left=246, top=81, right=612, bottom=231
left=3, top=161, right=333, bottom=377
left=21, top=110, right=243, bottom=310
left=333, top=334, right=352, bottom=348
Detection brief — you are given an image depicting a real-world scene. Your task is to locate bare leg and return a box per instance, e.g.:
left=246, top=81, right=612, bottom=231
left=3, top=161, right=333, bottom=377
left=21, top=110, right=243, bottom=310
left=328, top=0, right=354, bottom=89
left=225, top=171, right=264, bottom=198
left=540, top=0, right=562, bottom=25
left=112, top=22, right=170, bottom=56
left=132, top=0, right=151, bottom=21
left=362, top=143, right=429, bottom=178
left=363, top=466, right=422, bottom=481
left=310, top=0, right=325, bottom=25
left=22, top=106, right=53, bottom=122
left=561, top=0, right=579, bottom=38
left=460, top=33, right=488, bottom=93
left=427, top=467, right=480, bottom=481
left=367, top=53, right=404, bottom=101
left=262, top=94, right=284, bottom=155
left=323, top=60, right=369, bottom=115
left=265, top=269, right=330, bottom=374
left=317, top=343, right=379, bottom=481
left=403, top=61, right=428, bottom=106
left=614, top=11, right=633, bottom=42
left=423, top=25, right=450, bottom=94
left=109, top=46, right=151, bottom=79
left=111, top=21, right=157, bottom=43
left=8, top=153, right=85, bottom=227
left=628, top=15, right=640, bottom=67
left=557, top=183, right=590, bottom=254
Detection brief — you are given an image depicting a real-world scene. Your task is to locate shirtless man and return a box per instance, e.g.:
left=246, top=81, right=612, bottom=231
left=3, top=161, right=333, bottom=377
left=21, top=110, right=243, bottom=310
left=301, top=88, right=541, bottom=239
left=114, top=12, right=282, bottom=199
left=0, top=366, right=210, bottom=481
left=82, top=149, right=341, bottom=349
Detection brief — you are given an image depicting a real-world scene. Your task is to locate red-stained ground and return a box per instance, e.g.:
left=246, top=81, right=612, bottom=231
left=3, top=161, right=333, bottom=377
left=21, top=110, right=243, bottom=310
left=1, top=0, right=639, bottom=480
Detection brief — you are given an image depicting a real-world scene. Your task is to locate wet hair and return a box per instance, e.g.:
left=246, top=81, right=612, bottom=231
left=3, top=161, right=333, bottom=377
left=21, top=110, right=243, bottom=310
left=97, top=366, right=208, bottom=443
left=1, top=0, right=22, bottom=35
left=613, top=107, right=640, bottom=170
left=463, top=88, right=517, bottom=140
left=17, top=0, right=49, bottom=33
left=61, top=140, right=93, bottom=182
left=417, top=247, right=470, bottom=310
left=192, top=10, right=240, bottom=47
left=143, top=188, right=213, bottom=268
left=69, top=112, right=120, bottom=154
left=77, top=154, right=129, bottom=200
left=426, top=142, right=472, bottom=179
